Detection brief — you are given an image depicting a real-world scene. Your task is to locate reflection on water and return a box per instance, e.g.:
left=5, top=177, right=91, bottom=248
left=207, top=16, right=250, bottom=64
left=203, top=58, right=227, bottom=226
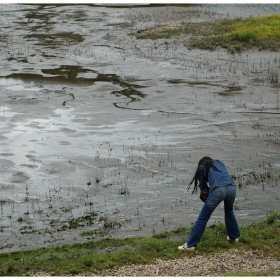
left=2, top=66, right=147, bottom=108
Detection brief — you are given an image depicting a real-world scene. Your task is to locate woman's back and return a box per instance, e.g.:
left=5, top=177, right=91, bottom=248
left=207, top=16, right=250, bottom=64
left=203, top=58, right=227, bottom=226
left=207, top=160, right=235, bottom=189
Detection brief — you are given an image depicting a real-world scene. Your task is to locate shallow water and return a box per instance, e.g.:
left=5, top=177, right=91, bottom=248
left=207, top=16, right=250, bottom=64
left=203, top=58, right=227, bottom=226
left=0, top=4, right=280, bottom=253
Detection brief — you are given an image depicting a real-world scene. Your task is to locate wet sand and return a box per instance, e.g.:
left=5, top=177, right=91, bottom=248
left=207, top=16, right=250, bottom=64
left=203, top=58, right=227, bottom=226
left=0, top=4, right=280, bottom=253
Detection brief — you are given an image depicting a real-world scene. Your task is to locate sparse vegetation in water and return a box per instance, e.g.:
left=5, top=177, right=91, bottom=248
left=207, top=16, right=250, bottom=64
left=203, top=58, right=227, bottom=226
left=231, top=163, right=279, bottom=189
left=100, top=214, right=122, bottom=229
left=135, top=14, right=280, bottom=52
left=0, top=210, right=279, bottom=276
left=68, top=212, right=99, bottom=229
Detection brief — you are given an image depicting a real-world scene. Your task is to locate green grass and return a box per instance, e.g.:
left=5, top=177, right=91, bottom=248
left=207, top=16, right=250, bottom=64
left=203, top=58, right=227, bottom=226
left=0, top=210, right=279, bottom=276
left=135, top=14, right=280, bottom=52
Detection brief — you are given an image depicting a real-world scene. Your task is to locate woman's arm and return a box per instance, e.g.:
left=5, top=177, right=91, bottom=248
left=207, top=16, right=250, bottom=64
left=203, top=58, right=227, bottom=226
left=197, top=165, right=208, bottom=190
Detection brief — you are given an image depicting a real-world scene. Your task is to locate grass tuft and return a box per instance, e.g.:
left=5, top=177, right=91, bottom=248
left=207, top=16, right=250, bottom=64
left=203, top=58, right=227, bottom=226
left=134, top=14, right=280, bottom=52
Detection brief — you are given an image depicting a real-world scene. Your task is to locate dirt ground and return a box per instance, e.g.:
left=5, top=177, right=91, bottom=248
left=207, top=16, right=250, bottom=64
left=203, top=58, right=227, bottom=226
left=0, top=4, right=280, bottom=253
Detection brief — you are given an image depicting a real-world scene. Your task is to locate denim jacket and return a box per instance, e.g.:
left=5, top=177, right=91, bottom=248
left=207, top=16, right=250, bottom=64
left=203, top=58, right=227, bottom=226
left=197, top=160, right=235, bottom=191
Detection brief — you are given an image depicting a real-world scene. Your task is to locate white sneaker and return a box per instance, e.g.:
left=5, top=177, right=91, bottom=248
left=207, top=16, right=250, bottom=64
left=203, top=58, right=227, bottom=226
left=227, top=236, right=239, bottom=242
left=178, top=244, right=195, bottom=251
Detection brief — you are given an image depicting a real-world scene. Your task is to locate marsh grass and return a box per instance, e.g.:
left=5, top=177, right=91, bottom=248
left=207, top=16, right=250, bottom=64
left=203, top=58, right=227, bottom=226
left=135, top=14, right=280, bottom=52
left=0, top=210, right=279, bottom=276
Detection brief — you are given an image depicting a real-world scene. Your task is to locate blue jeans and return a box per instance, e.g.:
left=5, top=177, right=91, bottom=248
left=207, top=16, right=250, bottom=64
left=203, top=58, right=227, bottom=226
left=187, top=184, right=240, bottom=247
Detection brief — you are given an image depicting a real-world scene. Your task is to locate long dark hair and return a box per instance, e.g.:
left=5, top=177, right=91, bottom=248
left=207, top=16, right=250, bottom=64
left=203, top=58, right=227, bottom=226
left=187, top=156, right=220, bottom=194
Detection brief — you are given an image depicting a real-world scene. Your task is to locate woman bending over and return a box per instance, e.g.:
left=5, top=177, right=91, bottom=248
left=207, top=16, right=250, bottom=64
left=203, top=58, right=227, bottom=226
left=178, top=156, right=240, bottom=251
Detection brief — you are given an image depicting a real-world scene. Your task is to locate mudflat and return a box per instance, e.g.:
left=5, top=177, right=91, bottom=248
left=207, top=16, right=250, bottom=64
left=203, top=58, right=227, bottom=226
left=0, top=4, right=279, bottom=253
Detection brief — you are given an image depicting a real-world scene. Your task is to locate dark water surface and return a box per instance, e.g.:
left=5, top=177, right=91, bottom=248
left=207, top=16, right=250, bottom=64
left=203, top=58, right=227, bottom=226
left=0, top=4, right=280, bottom=253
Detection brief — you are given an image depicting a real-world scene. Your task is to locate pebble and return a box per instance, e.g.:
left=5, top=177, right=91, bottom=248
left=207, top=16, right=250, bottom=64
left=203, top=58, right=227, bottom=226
left=94, top=249, right=280, bottom=277
left=30, top=248, right=280, bottom=277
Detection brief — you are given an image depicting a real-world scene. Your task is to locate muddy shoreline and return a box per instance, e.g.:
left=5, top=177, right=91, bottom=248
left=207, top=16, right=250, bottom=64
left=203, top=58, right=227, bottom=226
left=0, top=4, right=280, bottom=253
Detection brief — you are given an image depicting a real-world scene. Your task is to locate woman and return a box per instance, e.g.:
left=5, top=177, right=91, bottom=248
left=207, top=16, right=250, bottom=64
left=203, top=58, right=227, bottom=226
left=178, top=156, right=240, bottom=251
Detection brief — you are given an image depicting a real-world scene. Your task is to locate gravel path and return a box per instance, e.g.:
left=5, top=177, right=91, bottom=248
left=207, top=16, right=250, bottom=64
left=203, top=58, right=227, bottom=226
left=30, top=248, right=280, bottom=276
left=93, top=249, right=280, bottom=277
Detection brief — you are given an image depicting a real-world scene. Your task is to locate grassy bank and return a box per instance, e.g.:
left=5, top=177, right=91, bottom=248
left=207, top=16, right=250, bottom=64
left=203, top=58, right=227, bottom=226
left=135, top=14, right=280, bottom=52
left=0, top=210, right=279, bottom=276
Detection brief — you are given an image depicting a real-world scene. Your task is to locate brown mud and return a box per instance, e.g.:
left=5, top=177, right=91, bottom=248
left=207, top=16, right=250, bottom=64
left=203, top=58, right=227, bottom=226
left=0, top=4, right=280, bottom=253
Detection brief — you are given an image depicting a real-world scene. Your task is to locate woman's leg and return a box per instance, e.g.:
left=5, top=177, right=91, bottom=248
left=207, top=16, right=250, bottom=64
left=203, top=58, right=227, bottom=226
left=187, top=188, right=225, bottom=247
left=224, top=185, right=240, bottom=240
